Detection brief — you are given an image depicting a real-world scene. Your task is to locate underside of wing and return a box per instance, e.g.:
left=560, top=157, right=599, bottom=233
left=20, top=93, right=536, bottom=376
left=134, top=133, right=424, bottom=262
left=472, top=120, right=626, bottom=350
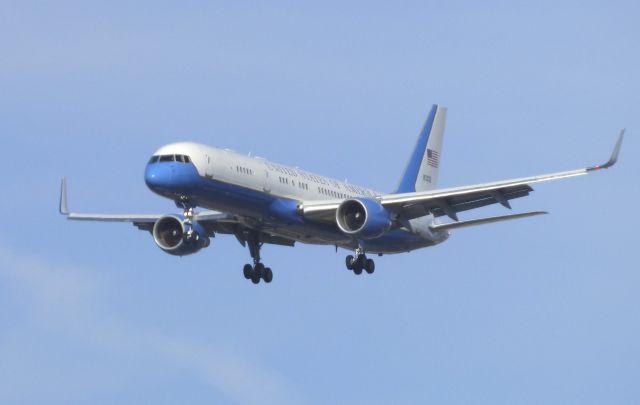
left=396, top=184, right=533, bottom=220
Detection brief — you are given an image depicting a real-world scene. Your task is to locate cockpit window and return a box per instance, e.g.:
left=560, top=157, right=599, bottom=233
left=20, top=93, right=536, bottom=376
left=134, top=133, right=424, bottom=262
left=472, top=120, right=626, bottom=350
left=154, top=154, right=192, bottom=164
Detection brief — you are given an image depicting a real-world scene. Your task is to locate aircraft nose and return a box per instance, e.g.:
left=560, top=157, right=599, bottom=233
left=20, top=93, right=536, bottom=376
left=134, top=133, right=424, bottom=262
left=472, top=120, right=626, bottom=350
left=145, top=163, right=173, bottom=190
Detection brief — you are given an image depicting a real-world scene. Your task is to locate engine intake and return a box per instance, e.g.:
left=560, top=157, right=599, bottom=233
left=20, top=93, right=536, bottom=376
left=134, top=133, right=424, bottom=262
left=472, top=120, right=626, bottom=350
left=152, top=215, right=210, bottom=256
left=336, top=198, right=391, bottom=240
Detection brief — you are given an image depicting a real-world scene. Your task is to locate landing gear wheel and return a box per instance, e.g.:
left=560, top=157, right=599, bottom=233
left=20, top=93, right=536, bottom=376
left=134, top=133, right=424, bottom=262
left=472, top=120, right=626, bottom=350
left=252, top=263, right=265, bottom=284
left=243, top=264, right=253, bottom=279
left=346, top=255, right=355, bottom=270
left=365, top=259, right=375, bottom=274
left=346, top=250, right=376, bottom=276
left=244, top=231, right=274, bottom=284
left=263, top=268, right=273, bottom=283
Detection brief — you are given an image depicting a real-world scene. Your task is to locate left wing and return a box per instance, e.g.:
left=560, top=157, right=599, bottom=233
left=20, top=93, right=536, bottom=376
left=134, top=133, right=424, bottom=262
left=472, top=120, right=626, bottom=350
left=300, top=130, right=624, bottom=223
left=380, top=129, right=623, bottom=221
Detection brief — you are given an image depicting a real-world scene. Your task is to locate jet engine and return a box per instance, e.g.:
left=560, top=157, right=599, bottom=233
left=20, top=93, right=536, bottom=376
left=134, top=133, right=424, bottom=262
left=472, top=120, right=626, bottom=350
left=152, top=215, right=210, bottom=256
left=336, top=198, right=392, bottom=240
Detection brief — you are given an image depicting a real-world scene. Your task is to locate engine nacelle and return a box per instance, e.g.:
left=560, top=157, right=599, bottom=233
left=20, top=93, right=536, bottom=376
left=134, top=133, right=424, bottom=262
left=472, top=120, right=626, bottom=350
left=152, top=215, right=210, bottom=256
left=336, top=198, right=392, bottom=240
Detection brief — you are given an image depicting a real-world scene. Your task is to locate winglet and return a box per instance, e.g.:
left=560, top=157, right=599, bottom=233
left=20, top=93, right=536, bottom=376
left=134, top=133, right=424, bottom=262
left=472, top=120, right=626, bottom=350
left=59, top=178, right=69, bottom=215
left=588, top=129, right=625, bottom=171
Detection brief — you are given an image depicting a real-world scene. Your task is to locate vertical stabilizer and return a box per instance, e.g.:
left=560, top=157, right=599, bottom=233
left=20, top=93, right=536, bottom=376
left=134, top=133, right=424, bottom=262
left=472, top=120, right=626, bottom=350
left=395, top=104, right=447, bottom=193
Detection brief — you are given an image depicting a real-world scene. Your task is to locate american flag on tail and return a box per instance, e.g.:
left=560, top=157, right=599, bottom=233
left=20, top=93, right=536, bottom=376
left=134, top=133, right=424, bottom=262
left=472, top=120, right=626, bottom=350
left=427, top=148, right=439, bottom=168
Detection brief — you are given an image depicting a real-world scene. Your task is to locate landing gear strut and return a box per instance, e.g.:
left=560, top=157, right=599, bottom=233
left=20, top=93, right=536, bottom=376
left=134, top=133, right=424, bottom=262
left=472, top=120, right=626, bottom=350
left=345, top=248, right=375, bottom=275
left=243, top=231, right=273, bottom=284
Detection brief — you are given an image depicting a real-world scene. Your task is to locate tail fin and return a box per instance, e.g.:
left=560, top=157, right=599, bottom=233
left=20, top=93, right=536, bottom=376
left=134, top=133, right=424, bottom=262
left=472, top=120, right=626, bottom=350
left=395, top=104, right=447, bottom=193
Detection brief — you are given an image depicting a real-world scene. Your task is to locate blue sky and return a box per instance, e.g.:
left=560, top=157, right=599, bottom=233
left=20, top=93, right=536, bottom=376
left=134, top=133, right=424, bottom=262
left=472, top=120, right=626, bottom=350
left=1, top=1, right=638, bottom=404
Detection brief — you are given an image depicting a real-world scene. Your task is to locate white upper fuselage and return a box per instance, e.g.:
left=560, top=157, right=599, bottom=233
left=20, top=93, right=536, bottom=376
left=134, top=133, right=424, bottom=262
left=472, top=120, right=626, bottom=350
left=154, top=142, right=379, bottom=201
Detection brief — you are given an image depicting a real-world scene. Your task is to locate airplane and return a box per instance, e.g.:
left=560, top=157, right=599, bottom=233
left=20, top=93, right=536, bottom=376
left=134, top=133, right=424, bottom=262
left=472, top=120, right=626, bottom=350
left=59, top=105, right=624, bottom=284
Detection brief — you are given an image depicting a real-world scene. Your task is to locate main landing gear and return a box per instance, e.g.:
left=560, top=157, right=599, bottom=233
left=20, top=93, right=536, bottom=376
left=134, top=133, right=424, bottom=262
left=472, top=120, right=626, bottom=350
left=242, top=231, right=273, bottom=284
left=345, top=248, right=375, bottom=275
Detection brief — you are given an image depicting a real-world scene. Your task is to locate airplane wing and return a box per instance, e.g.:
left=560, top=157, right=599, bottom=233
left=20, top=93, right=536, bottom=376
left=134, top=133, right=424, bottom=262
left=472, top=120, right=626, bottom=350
left=59, top=178, right=233, bottom=229
left=301, top=130, right=624, bottom=223
left=59, top=179, right=296, bottom=247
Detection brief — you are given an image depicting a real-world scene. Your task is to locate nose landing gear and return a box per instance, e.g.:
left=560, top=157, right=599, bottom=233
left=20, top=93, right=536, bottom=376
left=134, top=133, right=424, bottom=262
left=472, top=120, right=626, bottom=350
left=345, top=248, right=375, bottom=275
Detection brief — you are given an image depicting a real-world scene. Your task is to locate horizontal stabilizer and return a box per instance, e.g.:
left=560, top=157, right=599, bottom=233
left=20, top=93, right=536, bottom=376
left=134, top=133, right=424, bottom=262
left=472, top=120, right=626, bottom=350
left=429, top=211, right=547, bottom=231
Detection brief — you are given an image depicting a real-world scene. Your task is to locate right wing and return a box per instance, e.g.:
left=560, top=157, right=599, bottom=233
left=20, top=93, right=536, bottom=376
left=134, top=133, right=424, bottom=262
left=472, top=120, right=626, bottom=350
left=60, top=178, right=236, bottom=225
left=59, top=179, right=295, bottom=246
left=59, top=178, right=164, bottom=230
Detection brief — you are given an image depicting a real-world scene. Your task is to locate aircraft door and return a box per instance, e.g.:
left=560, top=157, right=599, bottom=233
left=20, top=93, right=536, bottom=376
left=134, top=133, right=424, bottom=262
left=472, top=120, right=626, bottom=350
left=263, top=169, right=271, bottom=193
left=205, top=154, right=215, bottom=178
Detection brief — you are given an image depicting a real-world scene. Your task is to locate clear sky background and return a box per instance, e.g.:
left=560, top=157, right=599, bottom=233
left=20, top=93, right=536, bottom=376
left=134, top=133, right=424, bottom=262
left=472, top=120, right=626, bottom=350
left=0, top=1, right=638, bottom=404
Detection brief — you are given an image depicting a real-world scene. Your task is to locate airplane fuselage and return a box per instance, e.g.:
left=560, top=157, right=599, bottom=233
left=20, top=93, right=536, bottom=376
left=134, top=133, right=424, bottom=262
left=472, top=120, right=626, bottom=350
left=144, top=142, right=447, bottom=254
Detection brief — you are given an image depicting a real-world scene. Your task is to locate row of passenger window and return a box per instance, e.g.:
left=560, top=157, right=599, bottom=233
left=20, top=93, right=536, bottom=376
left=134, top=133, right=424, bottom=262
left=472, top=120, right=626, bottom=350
left=278, top=176, right=310, bottom=190
left=319, top=187, right=350, bottom=199
left=236, top=166, right=253, bottom=175
left=278, top=176, right=290, bottom=185
left=277, top=175, right=346, bottom=197
left=148, top=154, right=192, bottom=164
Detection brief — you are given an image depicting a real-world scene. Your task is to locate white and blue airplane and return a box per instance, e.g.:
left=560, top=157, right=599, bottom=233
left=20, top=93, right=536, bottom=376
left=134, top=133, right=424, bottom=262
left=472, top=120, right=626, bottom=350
left=60, top=105, right=624, bottom=284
